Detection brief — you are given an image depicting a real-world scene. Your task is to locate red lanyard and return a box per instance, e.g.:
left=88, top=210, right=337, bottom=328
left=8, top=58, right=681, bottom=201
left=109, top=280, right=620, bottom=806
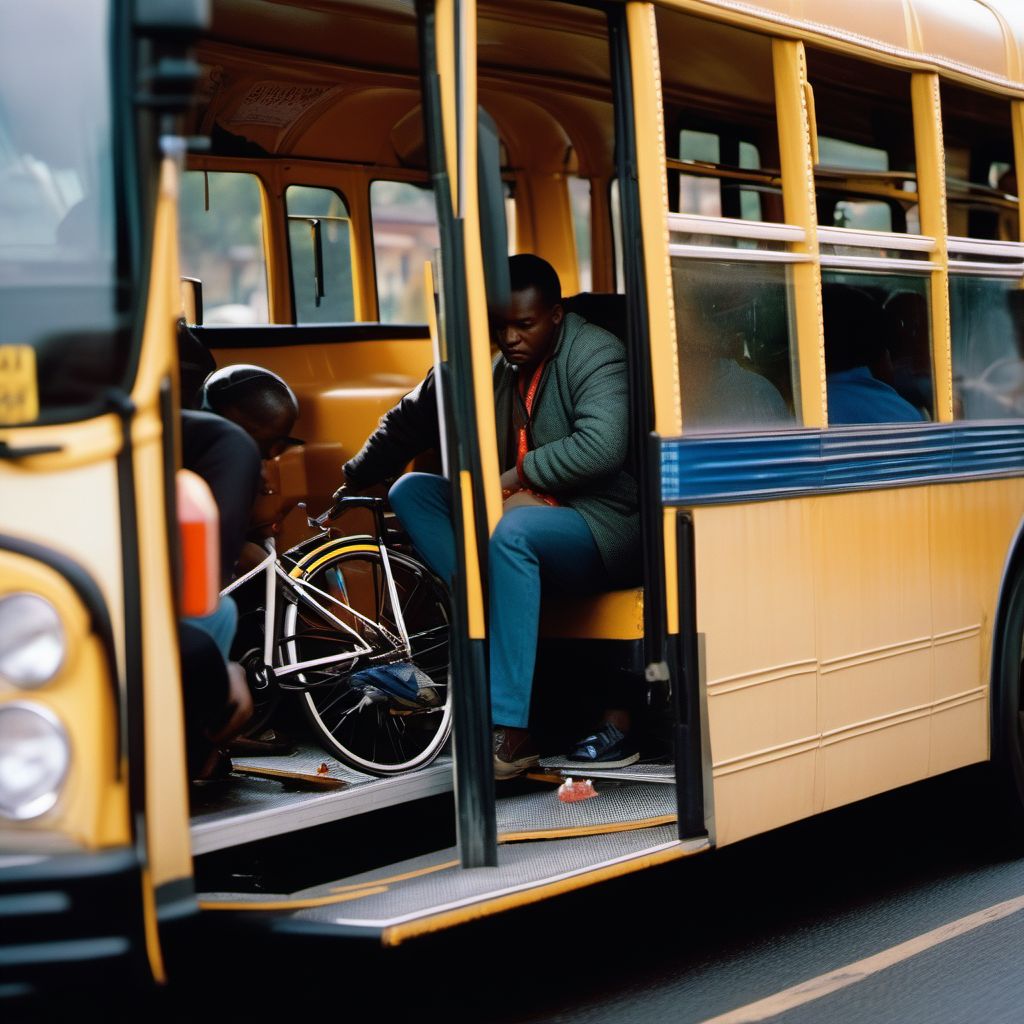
left=514, top=358, right=558, bottom=505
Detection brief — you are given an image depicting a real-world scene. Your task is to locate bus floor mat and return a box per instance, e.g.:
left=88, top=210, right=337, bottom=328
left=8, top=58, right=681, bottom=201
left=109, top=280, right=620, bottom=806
left=496, top=779, right=676, bottom=842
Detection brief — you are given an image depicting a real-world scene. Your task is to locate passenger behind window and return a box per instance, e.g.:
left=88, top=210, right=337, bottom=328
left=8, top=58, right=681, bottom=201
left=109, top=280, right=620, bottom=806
left=675, top=279, right=790, bottom=432
left=823, top=284, right=925, bottom=425
left=882, top=291, right=933, bottom=418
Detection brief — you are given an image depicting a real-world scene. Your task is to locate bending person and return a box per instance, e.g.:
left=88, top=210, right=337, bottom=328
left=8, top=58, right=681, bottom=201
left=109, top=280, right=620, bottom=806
left=389, top=254, right=642, bottom=779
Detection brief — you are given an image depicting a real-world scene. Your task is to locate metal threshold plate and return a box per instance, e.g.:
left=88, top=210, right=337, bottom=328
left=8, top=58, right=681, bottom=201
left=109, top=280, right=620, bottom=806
left=189, top=747, right=453, bottom=855
left=497, top=780, right=677, bottom=841
left=198, top=825, right=710, bottom=944
left=537, top=758, right=676, bottom=784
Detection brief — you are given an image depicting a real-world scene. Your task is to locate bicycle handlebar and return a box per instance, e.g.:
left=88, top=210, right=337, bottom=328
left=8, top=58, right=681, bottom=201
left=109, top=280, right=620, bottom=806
left=308, top=489, right=385, bottom=529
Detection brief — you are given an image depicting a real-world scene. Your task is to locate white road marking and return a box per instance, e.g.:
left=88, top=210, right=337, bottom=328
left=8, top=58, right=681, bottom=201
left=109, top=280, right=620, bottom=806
left=700, top=892, right=1024, bottom=1024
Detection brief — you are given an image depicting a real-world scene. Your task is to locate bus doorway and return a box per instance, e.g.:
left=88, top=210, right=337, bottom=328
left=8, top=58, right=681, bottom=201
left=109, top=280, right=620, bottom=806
left=181, top=0, right=708, bottom=948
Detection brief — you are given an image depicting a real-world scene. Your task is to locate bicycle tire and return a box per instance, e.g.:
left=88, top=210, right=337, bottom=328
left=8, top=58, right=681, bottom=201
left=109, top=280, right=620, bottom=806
left=280, top=536, right=452, bottom=776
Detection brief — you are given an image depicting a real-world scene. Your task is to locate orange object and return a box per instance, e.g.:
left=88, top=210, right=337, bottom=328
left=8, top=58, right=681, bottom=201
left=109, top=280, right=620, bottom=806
left=177, top=468, right=220, bottom=617
left=557, top=777, right=598, bottom=803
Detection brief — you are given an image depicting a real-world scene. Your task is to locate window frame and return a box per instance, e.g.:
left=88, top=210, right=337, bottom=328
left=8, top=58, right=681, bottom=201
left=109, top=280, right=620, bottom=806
left=283, top=182, right=357, bottom=326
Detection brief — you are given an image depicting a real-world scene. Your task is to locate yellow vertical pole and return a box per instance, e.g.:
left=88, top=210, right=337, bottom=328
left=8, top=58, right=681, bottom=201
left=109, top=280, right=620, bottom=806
left=626, top=2, right=681, bottom=440
left=439, top=0, right=503, bottom=535
left=626, top=3, right=681, bottom=636
left=132, top=154, right=196, bottom=985
left=773, top=39, right=826, bottom=428
left=258, top=166, right=289, bottom=324
left=1011, top=101, right=1024, bottom=244
left=912, top=72, right=953, bottom=423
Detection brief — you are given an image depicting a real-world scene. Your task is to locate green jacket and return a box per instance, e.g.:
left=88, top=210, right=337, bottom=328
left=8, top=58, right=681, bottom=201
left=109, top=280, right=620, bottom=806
left=493, top=311, right=641, bottom=587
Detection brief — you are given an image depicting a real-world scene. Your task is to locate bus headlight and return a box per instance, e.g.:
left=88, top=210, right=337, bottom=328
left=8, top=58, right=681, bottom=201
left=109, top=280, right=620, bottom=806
left=0, top=704, right=71, bottom=820
left=0, top=593, right=66, bottom=688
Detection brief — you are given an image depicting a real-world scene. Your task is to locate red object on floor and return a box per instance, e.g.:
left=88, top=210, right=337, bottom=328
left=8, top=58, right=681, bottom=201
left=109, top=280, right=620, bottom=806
left=557, top=777, right=598, bottom=802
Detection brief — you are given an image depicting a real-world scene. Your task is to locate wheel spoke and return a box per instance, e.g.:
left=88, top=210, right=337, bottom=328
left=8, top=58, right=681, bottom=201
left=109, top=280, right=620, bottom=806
left=285, top=547, right=451, bottom=773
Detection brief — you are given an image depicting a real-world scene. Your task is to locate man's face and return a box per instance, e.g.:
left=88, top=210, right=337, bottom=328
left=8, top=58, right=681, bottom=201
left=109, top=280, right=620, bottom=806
left=226, top=404, right=296, bottom=459
left=492, top=286, right=563, bottom=371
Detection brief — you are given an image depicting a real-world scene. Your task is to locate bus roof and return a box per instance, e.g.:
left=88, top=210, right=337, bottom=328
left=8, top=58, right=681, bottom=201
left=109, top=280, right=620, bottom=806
left=676, top=0, right=1024, bottom=93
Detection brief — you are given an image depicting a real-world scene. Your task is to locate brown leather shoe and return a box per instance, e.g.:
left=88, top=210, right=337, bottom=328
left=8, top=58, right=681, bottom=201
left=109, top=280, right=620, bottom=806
left=493, top=726, right=540, bottom=780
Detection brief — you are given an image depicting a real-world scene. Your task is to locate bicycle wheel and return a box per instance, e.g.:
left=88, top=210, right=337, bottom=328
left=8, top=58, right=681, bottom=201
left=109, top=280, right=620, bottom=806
left=280, top=537, right=452, bottom=776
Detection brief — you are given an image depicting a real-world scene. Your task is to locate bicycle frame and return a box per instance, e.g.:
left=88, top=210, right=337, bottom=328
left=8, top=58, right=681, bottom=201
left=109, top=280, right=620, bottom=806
left=221, top=524, right=414, bottom=686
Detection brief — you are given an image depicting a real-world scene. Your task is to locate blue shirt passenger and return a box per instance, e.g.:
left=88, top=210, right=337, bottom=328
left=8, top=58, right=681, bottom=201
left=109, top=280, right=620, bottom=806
left=827, top=366, right=925, bottom=424
left=822, top=282, right=928, bottom=426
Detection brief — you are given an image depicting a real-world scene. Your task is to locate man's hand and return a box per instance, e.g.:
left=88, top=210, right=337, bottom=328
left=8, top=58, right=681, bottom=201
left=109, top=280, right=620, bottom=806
left=500, top=467, right=522, bottom=498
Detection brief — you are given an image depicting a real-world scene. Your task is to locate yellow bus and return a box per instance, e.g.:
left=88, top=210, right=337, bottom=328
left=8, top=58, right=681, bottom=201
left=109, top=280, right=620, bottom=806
left=3, top=0, right=1024, bottom=995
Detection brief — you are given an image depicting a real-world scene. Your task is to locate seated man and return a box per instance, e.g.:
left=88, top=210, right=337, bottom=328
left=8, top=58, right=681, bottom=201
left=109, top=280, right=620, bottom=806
left=675, top=282, right=791, bottom=431
left=202, top=363, right=302, bottom=459
left=179, top=409, right=262, bottom=778
left=388, top=254, right=642, bottom=779
left=823, top=284, right=925, bottom=425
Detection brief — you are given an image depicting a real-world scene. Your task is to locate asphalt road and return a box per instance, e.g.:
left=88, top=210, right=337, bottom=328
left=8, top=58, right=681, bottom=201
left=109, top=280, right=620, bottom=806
left=26, top=763, right=1024, bottom=1022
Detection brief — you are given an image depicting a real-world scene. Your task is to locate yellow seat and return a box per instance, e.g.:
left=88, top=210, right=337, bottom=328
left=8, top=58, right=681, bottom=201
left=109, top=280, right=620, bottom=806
left=538, top=588, right=644, bottom=641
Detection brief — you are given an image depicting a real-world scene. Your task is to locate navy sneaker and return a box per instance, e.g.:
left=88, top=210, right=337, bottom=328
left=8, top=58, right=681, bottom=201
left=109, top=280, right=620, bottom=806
left=567, top=722, right=640, bottom=768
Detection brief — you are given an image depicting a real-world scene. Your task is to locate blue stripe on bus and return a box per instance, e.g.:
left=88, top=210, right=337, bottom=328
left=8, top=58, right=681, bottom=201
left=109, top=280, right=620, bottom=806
left=661, top=422, right=1024, bottom=505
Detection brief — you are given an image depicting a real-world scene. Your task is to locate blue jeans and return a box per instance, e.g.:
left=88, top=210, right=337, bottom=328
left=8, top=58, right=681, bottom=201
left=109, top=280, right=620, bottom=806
left=184, top=595, right=238, bottom=661
left=389, top=473, right=609, bottom=728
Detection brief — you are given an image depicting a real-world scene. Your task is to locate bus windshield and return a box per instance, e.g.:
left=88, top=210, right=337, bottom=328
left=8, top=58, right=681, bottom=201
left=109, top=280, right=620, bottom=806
left=0, top=0, right=133, bottom=426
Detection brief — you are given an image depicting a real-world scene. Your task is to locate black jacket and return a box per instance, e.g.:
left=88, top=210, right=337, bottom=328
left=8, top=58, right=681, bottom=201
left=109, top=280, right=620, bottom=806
left=342, top=369, right=440, bottom=487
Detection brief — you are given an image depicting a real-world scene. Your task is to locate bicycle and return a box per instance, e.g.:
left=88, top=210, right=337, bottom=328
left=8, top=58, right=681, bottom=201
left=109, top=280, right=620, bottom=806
left=223, top=493, right=453, bottom=777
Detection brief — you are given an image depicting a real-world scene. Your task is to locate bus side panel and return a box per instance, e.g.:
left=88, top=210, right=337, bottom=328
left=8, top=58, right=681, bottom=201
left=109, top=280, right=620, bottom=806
left=696, top=478, right=1024, bottom=847
left=812, top=487, right=935, bottom=812
left=929, top=479, right=1024, bottom=775
left=693, top=498, right=819, bottom=846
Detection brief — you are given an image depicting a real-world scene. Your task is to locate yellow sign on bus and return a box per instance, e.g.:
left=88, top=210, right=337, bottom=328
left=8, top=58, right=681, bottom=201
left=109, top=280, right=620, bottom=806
left=0, top=345, right=39, bottom=425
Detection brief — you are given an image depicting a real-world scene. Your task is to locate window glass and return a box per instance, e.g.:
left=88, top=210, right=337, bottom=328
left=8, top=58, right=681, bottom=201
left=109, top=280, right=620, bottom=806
left=673, top=259, right=798, bottom=432
left=671, top=125, right=773, bottom=222
left=285, top=185, right=354, bottom=324
left=180, top=171, right=269, bottom=324
left=951, top=276, right=1024, bottom=419
left=808, top=51, right=918, bottom=233
left=568, top=177, right=592, bottom=292
left=0, top=0, right=134, bottom=425
left=942, top=84, right=1018, bottom=241
left=821, top=272, right=932, bottom=424
left=658, top=10, right=781, bottom=223
left=369, top=180, right=440, bottom=322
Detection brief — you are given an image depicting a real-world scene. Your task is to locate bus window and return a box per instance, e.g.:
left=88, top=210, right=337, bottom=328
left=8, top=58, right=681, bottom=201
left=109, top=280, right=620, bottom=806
left=285, top=185, right=355, bottom=324
left=0, top=0, right=132, bottom=425
left=568, top=176, right=592, bottom=292
left=179, top=171, right=269, bottom=324
left=807, top=50, right=919, bottom=233
left=942, top=84, right=1018, bottom=242
left=658, top=8, right=796, bottom=430
left=821, top=273, right=933, bottom=423
left=950, top=276, right=1024, bottom=419
left=673, top=261, right=797, bottom=432
left=658, top=11, right=782, bottom=223
left=369, top=180, right=440, bottom=323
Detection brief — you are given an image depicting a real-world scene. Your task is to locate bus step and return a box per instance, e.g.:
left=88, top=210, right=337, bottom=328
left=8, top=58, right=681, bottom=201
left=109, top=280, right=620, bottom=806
left=189, top=746, right=453, bottom=855
left=496, top=778, right=677, bottom=841
left=196, top=825, right=709, bottom=945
